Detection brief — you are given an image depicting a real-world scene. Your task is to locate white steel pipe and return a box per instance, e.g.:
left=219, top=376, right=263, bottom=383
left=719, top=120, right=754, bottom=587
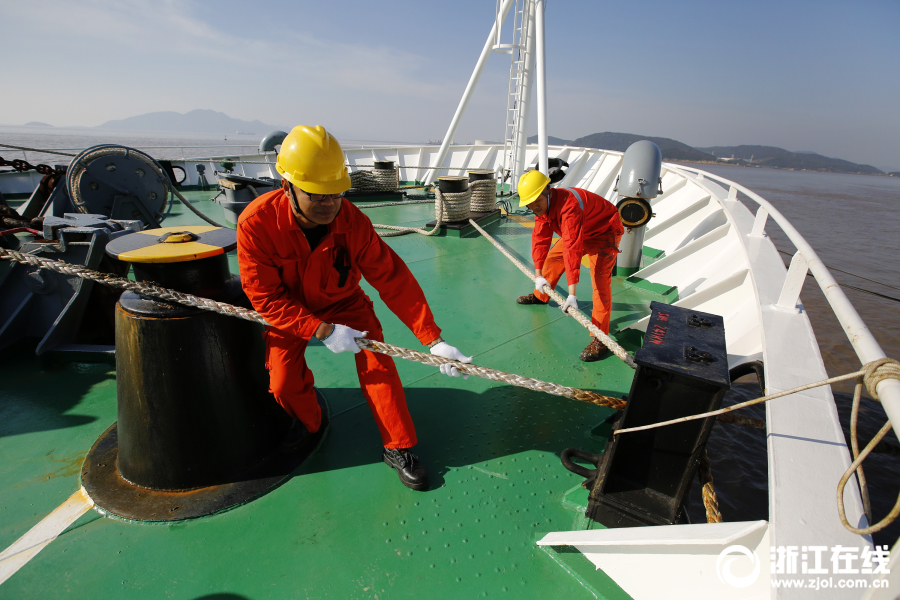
left=513, top=0, right=537, bottom=191
left=423, top=0, right=515, bottom=185
left=534, top=0, right=548, bottom=176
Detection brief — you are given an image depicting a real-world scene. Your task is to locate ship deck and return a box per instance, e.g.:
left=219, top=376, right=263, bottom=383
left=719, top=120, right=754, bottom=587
left=1, top=190, right=667, bottom=599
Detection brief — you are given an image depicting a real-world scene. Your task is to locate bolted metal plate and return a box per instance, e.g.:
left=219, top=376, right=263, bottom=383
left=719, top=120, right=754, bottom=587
left=105, top=225, right=237, bottom=263
left=74, top=153, right=168, bottom=217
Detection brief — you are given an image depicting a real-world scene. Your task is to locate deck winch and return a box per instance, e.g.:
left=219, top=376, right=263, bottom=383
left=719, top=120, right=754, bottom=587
left=562, top=302, right=730, bottom=527
left=81, top=226, right=325, bottom=521
left=0, top=213, right=139, bottom=356
left=614, top=141, right=662, bottom=277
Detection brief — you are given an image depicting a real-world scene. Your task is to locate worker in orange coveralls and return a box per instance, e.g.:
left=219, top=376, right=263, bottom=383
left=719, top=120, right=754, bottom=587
left=237, top=125, right=472, bottom=491
left=514, top=170, right=624, bottom=362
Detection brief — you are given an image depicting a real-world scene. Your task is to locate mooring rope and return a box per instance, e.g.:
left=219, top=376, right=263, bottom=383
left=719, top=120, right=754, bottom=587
left=608, top=354, right=900, bottom=535
left=0, top=143, right=77, bottom=157
left=698, top=449, right=723, bottom=523
left=356, top=199, right=435, bottom=209
left=614, top=361, right=900, bottom=435
left=0, top=246, right=623, bottom=410
left=464, top=218, right=638, bottom=369
left=0, top=246, right=766, bottom=430
left=835, top=358, right=900, bottom=535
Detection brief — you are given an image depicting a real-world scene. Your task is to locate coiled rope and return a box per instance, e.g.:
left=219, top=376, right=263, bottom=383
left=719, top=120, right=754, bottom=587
left=469, top=178, right=498, bottom=212
left=65, top=145, right=224, bottom=228
left=349, top=168, right=398, bottom=193
left=836, top=358, right=900, bottom=535
left=368, top=188, right=469, bottom=238
left=434, top=188, right=471, bottom=222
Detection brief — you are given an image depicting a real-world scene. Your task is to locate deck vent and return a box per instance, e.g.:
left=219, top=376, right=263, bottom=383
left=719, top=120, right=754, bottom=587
left=615, top=140, right=662, bottom=277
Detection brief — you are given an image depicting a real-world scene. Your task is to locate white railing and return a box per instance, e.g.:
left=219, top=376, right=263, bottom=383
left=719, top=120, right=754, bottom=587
left=669, top=164, right=900, bottom=426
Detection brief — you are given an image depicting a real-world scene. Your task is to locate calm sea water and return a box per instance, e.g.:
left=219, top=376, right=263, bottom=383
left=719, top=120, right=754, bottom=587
left=3, top=129, right=899, bottom=546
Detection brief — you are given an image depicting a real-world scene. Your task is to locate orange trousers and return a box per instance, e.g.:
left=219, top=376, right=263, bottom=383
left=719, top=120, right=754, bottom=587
left=534, top=232, right=622, bottom=335
left=264, top=294, right=416, bottom=449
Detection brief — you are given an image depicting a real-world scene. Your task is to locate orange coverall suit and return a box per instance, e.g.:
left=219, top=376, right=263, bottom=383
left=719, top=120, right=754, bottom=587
left=532, top=187, right=625, bottom=335
left=236, top=189, right=442, bottom=449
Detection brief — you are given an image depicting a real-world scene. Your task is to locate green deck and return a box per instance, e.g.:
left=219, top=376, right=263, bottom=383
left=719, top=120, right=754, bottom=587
left=0, top=191, right=669, bottom=599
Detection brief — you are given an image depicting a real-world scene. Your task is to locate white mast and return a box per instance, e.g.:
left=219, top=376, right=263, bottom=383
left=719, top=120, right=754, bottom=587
left=534, top=0, right=548, bottom=177
left=423, top=0, right=516, bottom=185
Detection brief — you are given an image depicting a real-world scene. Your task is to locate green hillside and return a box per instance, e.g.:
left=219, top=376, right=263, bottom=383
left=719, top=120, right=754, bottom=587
left=525, top=135, right=884, bottom=175
left=699, top=145, right=882, bottom=174
left=573, top=132, right=716, bottom=162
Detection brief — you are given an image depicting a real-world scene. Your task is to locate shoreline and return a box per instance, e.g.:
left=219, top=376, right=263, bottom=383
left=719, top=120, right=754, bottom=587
left=667, top=158, right=896, bottom=178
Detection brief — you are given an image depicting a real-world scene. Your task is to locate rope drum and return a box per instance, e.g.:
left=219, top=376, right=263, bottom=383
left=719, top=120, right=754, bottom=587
left=67, top=146, right=170, bottom=215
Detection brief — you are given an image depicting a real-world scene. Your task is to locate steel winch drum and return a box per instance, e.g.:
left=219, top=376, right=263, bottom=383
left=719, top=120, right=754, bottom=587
left=437, top=176, right=468, bottom=194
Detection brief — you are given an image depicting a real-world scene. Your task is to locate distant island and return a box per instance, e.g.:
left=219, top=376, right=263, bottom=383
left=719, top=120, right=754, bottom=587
left=529, top=133, right=886, bottom=175
left=24, top=122, right=54, bottom=127
left=98, top=109, right=279, bottom=135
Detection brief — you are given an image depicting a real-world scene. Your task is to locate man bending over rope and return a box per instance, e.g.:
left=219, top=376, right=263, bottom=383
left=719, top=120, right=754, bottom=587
left=237, top=125, right=471, bottom=491
left=515, top=169, right=624, bottom=362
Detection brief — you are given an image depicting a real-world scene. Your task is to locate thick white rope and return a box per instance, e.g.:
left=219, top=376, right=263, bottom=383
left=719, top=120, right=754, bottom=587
left=0, top=247, right=768, bottom=431
left=0, top=247, right=622, bottom=410
left=465, top=218, right=638, bottom=369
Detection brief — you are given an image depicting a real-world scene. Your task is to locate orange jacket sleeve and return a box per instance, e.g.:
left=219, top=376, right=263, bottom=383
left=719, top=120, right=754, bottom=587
left=237, top=220, right=323, bottom=340
left=354, top=212, right=442, bottom=345
left=532, top=217, right=554, bottom=273
left=557, top=195, right=585, bottom=284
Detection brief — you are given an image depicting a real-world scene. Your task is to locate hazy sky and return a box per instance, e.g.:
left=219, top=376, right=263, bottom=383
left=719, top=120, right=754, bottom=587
left=2, top=0, right=898, bottom=170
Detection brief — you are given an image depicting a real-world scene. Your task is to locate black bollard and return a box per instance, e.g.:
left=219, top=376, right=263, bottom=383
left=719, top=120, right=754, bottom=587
left=81, top=226, right=326, bottom=521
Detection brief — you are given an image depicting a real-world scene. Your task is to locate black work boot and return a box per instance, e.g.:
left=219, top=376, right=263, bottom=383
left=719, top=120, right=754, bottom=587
left=516, top=293, right=548, bottom=305
left=280, top=418, right=309, bottom=452
left=579, top=337, right=610, bottom=362
left=383, top=448, right=429, bottom=491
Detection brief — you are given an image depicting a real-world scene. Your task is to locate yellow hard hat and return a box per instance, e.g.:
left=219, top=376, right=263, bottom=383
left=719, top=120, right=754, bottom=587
left=276, top=125, right=351, bottom=195
left=517, top=170, right=550, bottom=207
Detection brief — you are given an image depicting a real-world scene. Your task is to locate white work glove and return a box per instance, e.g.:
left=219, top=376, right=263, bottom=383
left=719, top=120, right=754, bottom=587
left=561, top=295, right=578, bottom=315
left=430, top=341, right=473, bottom=379
left=534, top=276, right=549, bottom=293
left=321, top=324, right=367, bottom=354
